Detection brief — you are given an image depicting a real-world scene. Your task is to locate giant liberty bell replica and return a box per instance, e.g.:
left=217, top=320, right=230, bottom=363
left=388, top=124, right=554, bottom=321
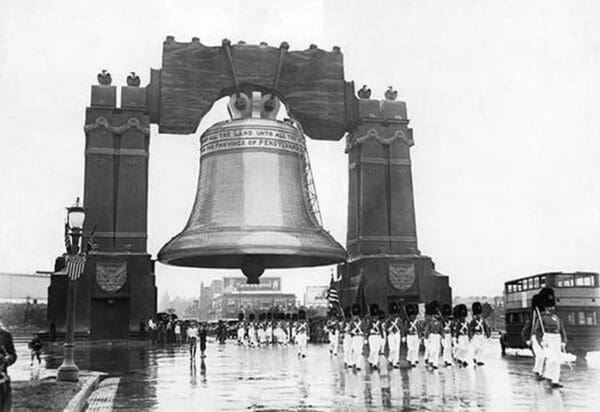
left=158, top=91, right=346, bottom=283
left=48, top=37, right=451, bottom=339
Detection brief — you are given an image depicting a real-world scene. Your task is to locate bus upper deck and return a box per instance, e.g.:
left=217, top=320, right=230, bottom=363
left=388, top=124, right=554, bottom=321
left=503, top=272, right=600, bottom=356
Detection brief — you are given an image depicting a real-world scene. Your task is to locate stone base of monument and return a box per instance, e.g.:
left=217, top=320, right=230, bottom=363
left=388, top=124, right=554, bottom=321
left=48, top=253, right=157, bottom=340
left=338, top=255, right=451, bottom=313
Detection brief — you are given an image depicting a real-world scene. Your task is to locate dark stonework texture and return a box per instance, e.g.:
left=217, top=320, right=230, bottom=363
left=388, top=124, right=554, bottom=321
left=148, top=38, right=356, bottom=140
left=339, top=97, right=451, bottom=313
left=47, top=83, right=157, bottom=339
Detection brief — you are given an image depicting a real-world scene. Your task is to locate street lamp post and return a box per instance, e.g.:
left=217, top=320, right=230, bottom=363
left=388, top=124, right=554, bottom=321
left=57, top=197, right=85, bottom=382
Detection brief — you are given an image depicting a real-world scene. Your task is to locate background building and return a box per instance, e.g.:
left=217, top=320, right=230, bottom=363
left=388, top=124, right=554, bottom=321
left=0, top=272, right=50, bottom=303
left=304, top=286, right=328, bottom=307
left=198, top=276, right=296, bottom=320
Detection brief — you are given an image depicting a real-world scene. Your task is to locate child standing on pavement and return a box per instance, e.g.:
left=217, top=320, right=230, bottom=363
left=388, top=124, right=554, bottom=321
left=28, top=334, right=43, bottom=366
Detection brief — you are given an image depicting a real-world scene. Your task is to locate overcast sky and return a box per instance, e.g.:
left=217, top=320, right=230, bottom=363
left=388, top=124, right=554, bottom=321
left=1, top=0, right=599, bottom=301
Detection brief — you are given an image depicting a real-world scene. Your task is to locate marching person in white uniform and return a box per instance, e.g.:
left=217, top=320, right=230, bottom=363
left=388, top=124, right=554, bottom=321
left=326, top=311, right=340, bottom=356
left=403, top=304, right=421, bottom=367
left=296, top=310, right=309, bottom=358
left=453, top=304, right=470, bottom=367
left=367, top=304, right=384, bottom=369
left=468, top=301, right=491, bottom=366
left=386, top=303, right=402, bottom=368
left=349, top=304, right=365, bottom=370
left=533, top=287, right=568, bottom=389
left=236, top=312, right=246, bottom=345
left=423, top=301, right=443, bottom=369
left=521, top=294, right=546, bottom=380
left=440, top=304, right=454, bottom=367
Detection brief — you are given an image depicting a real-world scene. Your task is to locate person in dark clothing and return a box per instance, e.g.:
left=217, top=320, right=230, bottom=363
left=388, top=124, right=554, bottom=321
left=216, top=320, right=226, bottom=344
left=199, top=323, right=208, bottom=358
left=28, top=334, right=44, bottom=366
left=1, top=320, right=17, bottom=412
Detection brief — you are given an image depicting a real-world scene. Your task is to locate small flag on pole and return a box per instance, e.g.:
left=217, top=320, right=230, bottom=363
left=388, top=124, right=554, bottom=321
left=65, top=254, right=86, bottom=280
left=85, top=224, right=97, bottom=254
left=326, top=274, right=339, bottom=305
left=64, top=223, right=72, bottom=254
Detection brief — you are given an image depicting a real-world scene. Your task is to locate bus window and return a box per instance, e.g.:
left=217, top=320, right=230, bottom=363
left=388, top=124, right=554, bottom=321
left=575, top=274, right=594, bottom=287
left=578, top=311, right=586, bottom=325
left=533, top=277, right=539, bottom=289
left=557, top=274, right=575, bottom=288
left=540, top=276, right=546, bottom=288
left=586, top=312, right=597, bottom=325
left=508, top=313, right=520, bottom=323
left=566, top=312, right=576, bottom=325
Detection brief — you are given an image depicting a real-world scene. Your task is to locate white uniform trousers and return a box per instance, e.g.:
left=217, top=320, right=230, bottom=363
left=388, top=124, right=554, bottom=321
left=368, top=334, right=382, bottom=367
left=328, top=331, right=339, bottom=355
left=265, top=327, right=272, bottom=344
left=343, top=334, right=352, bottom=365
left=387, top=332, right=401, bottom=366
left=406, top=334, right=420, bottom=364
left=248, top=328, right=257, bottom=347
left=471, top=334, right=485, bottom=362
left=237, top=328, right=245, bottom=345
left=428, top=334, right=441, bottom=366
left=456, top=335, right=470, bottom=363
left=296, top=332, right=308, bottom=357
left=542, top=333, right=562, bottom=384
left=531, top=336, right=546, bottom=375
left=441, top=334, right=453, bottom=364
left=282, top=329, right=289, bottom=345
left=350, top=335, right=364, bottom=368
left=424, top=336, right=432, bottom=363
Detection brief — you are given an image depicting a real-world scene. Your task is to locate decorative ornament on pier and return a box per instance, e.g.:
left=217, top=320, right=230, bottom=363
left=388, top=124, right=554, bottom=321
left=97, top=70, right=112, bottom=86
left=96, top=262, right=127, bottom=293
left=389, top=263, right=416, bottom=292
left=84, top=116, right=150, bottom=136
left=345, top=128, right=413, bottom=152
left=357, top=85, right=372, bottom=99
left=384, top=86, right=398, bottom=101
left=126, top=72, right=141, bottom=87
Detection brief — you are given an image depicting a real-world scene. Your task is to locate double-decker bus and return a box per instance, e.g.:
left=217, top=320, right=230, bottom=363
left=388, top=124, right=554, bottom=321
left=502, top=271, right=600, bottom=359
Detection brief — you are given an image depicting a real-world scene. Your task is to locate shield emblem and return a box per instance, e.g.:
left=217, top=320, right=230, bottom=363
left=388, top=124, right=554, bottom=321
left=96, top=262, right=127, bottom=293
left=389, top=263, right=415, bottom=292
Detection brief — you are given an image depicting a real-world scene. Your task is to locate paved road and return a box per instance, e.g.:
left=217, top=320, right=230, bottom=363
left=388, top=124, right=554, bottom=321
left=10, top=338, right=600, bottom=411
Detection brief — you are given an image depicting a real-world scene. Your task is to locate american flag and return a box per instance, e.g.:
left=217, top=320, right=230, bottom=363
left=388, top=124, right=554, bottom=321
left=65, top=254, right=86, bottom=280
left=64, top=223, right=72, bottom=254
left=326, top=274, right=339, bottom=305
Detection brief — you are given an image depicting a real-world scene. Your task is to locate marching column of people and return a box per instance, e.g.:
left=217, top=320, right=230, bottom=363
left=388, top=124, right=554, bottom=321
left=179, top=287, right=568, bottom=390
left=332, top=301, right=493, bottom=371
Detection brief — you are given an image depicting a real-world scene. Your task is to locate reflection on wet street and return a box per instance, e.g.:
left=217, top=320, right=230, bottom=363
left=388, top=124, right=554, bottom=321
left=12, top=339, right=600, bottom=411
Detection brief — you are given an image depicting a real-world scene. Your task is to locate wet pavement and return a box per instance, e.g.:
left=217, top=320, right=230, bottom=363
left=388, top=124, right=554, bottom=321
left=10, top=338, right=600, bottom=411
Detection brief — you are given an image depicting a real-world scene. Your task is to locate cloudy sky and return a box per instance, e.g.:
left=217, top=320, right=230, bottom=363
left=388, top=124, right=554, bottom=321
left=1, top=0, right=599, bottom=301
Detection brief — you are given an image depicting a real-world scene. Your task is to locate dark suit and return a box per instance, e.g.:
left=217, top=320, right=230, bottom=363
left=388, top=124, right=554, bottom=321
left=0, top=328, right=17, bottom=412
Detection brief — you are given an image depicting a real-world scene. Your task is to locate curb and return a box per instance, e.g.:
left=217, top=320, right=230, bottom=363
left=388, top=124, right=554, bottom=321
left=64, top=372, right=105, bottom=412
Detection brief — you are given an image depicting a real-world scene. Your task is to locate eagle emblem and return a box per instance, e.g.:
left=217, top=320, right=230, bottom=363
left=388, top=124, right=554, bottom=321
left=96, top=262, right=127, bottom=293
left=389, top=263, right=415, bottom=292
